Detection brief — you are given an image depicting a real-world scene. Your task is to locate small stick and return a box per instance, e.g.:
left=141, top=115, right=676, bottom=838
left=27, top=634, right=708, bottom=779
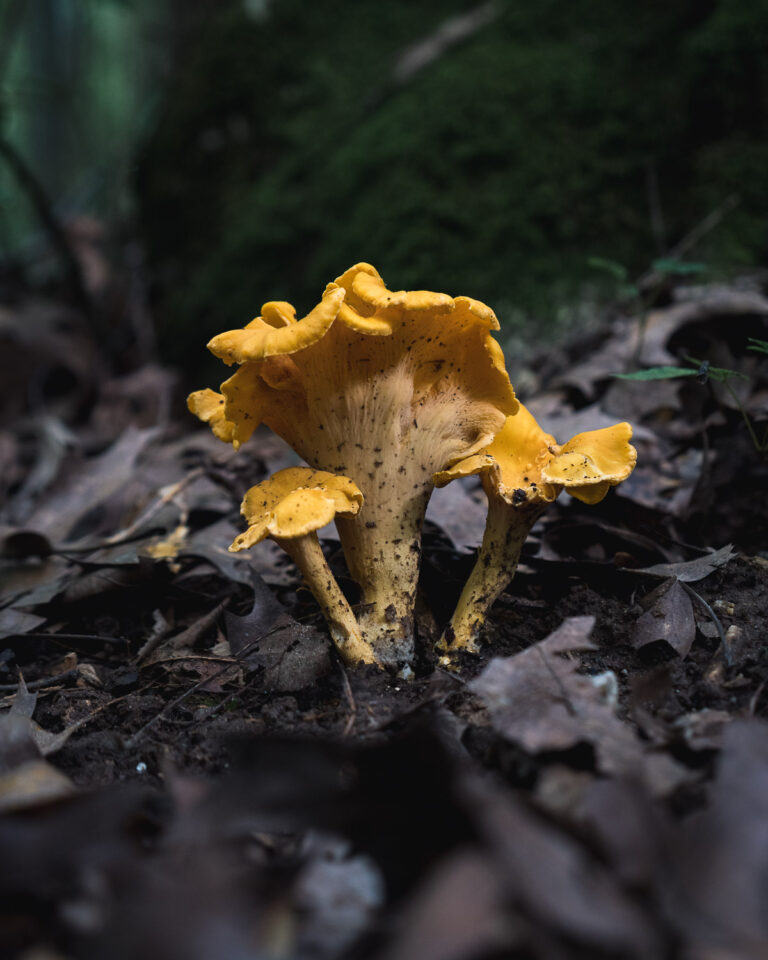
left=0, top=667, right=79, bottom=693
left=338, top=661, right=357, bottom=737
left=680, top=581, right=731, bottom=667
left=637, top=193, right=740, bottom=292
left=750, top=679, right=767, bottom=716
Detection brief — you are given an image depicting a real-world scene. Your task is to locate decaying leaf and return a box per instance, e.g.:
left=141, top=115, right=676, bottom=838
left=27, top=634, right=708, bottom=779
left=225, top=577, right=332, bottom=691
left=469, top=783, right=660, bottom=957
left=631, top=578, right=696, bottom=657
left=0, top=677, right=77, bottom=812
left=376, top=849, right=510, bottom=960
left=17, top=426, right=161, bottom=545
left=637, top=544, right=737, bottom=582
left=663, top=720, right=768, bottom=955
left=425, top=477, right=488, bottom=553
left=0, top=607, right=47, bottom=641
left=470, top=617, right=689, bottom=795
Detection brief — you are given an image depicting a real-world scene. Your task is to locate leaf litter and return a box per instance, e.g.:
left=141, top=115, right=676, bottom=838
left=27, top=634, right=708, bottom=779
left=0, top=275, right=767, bottom=958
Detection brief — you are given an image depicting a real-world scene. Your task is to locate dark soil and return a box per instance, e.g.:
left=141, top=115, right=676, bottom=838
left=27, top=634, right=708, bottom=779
left=2, top=280, right=768, bottom=959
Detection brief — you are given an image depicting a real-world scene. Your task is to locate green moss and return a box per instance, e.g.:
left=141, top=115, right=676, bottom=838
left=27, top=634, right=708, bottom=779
left=136, top=0, right=768, bottom=375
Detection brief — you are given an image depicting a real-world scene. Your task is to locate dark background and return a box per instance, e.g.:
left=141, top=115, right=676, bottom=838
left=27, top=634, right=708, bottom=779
left=1, top=0, right=767, bottom=375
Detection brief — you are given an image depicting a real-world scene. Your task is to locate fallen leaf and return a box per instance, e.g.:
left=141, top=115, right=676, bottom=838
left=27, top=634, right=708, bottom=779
left=636, top=544, right=737, bottom=582
left=636, top=289, right=768, bottom=367
left=0, top=757, right=76, bottom=813
left=0, top=678, right=77, bottom=812
left=0, top=607, right=47, bottom=641
left=663, top=720, right=768, bottom=955
left=140, top=604, right=222, bottom=665
left=375, top=849, right=511, bottom=960
left=425, top=478, right=488, bottom=553
left=672, top=709, right=732, bottom=751
left=469, top=783, right=660, bottom=957
left=525, top=398, right=656, bottom=445
left=469, top=616, right=598, bottom=756
left=631, top=578, right=696, bottom=657
left=578, top=779, right=667, bottom=887
left=179, top=517, right=256, bottom=586
left=226, top=577, right=331, bottom=691
left=19, top=426, right=161, bottom=545
left=470, top=617, right=689, bottom=796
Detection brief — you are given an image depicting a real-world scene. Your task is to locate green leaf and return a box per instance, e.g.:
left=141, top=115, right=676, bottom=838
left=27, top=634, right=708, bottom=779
left=706, top=367, right=750, bottom=383
left=613, top=366, right=699, bottom=381
left=651, top=258, right=707, bottom=275
left=747, top=337, right=768, bottom=355
left=683, top=356, right=749, bottom=382
left=587, top=257, right=628, bottom=282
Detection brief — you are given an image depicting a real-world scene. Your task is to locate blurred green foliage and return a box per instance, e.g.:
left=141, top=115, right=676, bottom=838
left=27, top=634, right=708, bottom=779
left=0, top=0, right=160, bottom=258
left=137, top=0, right=768, bottom=373
left=2, top=1, right=767, bottom=376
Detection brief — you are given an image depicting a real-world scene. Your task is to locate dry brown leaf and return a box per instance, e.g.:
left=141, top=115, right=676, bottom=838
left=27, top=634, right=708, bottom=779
left=637, top=544, right=737, bottom=582
left=470, top=617, right=689, bottom=796
left=631, top=578, right=696, bottom=657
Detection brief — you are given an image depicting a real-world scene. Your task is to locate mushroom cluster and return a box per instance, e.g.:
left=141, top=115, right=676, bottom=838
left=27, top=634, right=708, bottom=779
left=190, top=264, right=636, bottom=671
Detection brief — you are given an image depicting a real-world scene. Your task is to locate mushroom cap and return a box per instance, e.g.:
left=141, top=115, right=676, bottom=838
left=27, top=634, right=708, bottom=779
left=187, top=388, right=236, bottom=444
left=193, top=264, right=517, bottom=480
left=434, top=403, right=560, bottom=504
left=331, top=264, right=395, bottom=336
left=435, top=406, right=637, bottom=507
left=219, top=358, right=302, bottom=449
left=207, top=286, right=346, bottom=366
left=542, top=421, right=637, bottom=504
left=351, top=269, right=455, bottom=315
left=230, top=467, right=363, bottom=552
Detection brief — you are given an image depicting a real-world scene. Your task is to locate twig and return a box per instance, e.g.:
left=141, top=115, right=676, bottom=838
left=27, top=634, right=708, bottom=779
left=137, top=599, right=227, bottom=664
left=0, top=666, right=79, bottom=692
left=392, top=2, right=499, bottom=84
left=722, top=380, right=764, bottom=453
left=680, top=581, right=731, bottom=667
left=124, top=616, right=315, bottom=747
left=3, top=632, right=128, bottom=645
left=85, top=468, right=205, bottom=550
left=143, top=654, right=239, bottom=668
left=637, top=193, right=740, bottom=293
left=123, top=661, right=243, bottom=749
left=644, top=160, right=667, bottom=256
left=338, top=661, right=357, bottom=736
left=749, top=679, right=767, bottom=717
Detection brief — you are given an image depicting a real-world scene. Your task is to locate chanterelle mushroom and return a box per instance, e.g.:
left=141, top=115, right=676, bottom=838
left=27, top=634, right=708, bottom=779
left=229, top=467, right=376, bottom=665
left=190, top=264, right=516, bottom=668
left=434, top=404, right=636, bottom=661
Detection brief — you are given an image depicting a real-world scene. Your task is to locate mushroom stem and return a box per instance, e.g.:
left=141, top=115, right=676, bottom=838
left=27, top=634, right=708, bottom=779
left=335, top=488, right=429, bottom=669
left=437, top=495, right=545, bottom=660
left=275, top=533, right=377, bottom=666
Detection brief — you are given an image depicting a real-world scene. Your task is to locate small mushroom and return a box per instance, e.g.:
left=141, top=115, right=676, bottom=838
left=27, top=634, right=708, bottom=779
left=230, top=467, right=376, bottom=666
left=434, top=404, right=636, bottom=661
left=191, top=264, right=516, bottom=669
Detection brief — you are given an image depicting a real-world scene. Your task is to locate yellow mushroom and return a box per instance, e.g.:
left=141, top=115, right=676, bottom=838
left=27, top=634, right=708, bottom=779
left=229, top=467, right=376, bottom=666
left=187, top=388, right=236, bottom=444
left=434, top=404, right=637, bottom=661
left=190, top=264, right=516, bottom=668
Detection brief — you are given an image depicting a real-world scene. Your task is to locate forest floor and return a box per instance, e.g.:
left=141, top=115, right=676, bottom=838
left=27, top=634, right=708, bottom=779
left=1, top=275, right=768, bottom=959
